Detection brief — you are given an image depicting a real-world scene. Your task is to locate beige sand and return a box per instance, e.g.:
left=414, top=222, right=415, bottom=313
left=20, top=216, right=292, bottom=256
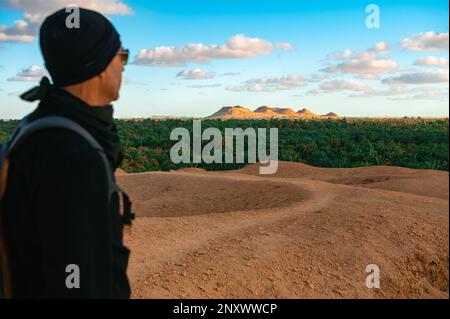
left=117, top=161, right=449, bottom=298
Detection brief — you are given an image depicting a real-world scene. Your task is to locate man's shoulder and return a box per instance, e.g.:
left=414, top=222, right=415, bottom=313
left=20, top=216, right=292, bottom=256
left=6, top=127, right=109, bottom=197
left=13, top=126, right=103, bottom=164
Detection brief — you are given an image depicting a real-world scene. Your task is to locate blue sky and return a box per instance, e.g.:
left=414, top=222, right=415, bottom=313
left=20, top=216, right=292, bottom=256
left=0, top=0, right=448, bottom=119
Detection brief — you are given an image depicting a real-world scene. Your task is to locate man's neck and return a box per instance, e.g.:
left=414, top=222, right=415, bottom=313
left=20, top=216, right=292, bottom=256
left=63, top=84, right=109, bottom=107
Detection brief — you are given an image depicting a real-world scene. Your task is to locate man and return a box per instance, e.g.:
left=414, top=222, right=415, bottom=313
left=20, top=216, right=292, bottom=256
left=2, top=7, right=131, bottom=298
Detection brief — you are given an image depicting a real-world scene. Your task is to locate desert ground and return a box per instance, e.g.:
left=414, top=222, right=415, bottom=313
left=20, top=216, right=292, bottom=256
left=117, top=161, right=449, bottom=298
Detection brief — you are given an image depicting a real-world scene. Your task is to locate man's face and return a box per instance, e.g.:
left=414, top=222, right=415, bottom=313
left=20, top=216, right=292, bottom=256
left=100, top=50, right=124, bottom=102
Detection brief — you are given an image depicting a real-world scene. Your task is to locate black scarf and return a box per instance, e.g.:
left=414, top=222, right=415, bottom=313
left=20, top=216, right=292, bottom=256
left=20, top=77, right=123, bottom=169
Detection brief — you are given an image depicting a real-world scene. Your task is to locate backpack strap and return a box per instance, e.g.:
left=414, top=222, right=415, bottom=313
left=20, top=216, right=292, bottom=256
left=8, top=116, right=114, bottom=196
left=116, top=185, right=134, bottom=226
left=6, top=116, right=134, bottom=224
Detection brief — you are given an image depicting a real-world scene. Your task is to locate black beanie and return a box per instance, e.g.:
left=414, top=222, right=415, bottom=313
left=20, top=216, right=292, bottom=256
left=39, top=7, right=121, bottom=87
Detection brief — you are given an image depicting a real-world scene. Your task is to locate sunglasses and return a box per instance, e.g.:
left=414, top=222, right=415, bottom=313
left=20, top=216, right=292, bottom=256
left=118, top=48, right=130, bottom=66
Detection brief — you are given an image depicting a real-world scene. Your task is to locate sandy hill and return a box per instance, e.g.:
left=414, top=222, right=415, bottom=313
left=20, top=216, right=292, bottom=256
left=207, top=106, right=339, bottom=119
left=275, top=107, right=297, bottom=116
left=297, top=108, right=319, bottom=118
left=117, top=161, right=449, bottom=299
left=254, top=106, right=298, bottom=117
left=208, top=105, right=254, bottom=119
left=323, top=112, right=340, bottom=118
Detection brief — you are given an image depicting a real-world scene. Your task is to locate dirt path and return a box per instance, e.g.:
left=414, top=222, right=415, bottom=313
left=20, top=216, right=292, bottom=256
left=117, top=162, right=449, bottom=298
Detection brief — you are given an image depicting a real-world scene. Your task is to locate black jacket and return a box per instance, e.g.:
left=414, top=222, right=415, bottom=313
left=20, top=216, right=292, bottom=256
left=2, top=87, right=131, bottom=298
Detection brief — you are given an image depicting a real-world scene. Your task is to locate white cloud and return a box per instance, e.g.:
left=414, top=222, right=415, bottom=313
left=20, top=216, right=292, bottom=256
left=414, top=56, right=449, bottom=68
left=326, top=42, right=389, bottom=61
left=323, top=57, right=398, bottom=74
left=358, top=74, right=380, bottom=80
left=308, top=73, right=328, bottom=82
left=323, top=42, right=397, bottom=75
left=0, top=19, right=35, bottom=43
left=176, top=68, right=215, bottom=80
left=401, top=31, right=449, bottom=51
left=381, top=70, right=449, bottom=85
left=1, top=0, right=132, bottom=43
left=134, top=34, right=292, bottom=66
left=350, top=85, right=448, bottom=101
left=4, top=0, right=132, bottom=23
left=349, top=84, right=410, bottom=98
left=368, top=41, right=390, bottom=53
left=396, top=66, right=418, bottom=73
left=226, top=74, right=304, bottom=92
left=389, top=88, right=449, bottom=101
left=308, top=79, right=370, bottom=95
left=275, top=42, right=294, bottom=51
left=327, top=49, right=353, bottom=60
left=7, top=65, right=48, bottom=81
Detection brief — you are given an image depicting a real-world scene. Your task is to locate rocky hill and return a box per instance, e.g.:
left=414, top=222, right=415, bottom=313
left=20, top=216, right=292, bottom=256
left=207, top=106, right=340, bottom=119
